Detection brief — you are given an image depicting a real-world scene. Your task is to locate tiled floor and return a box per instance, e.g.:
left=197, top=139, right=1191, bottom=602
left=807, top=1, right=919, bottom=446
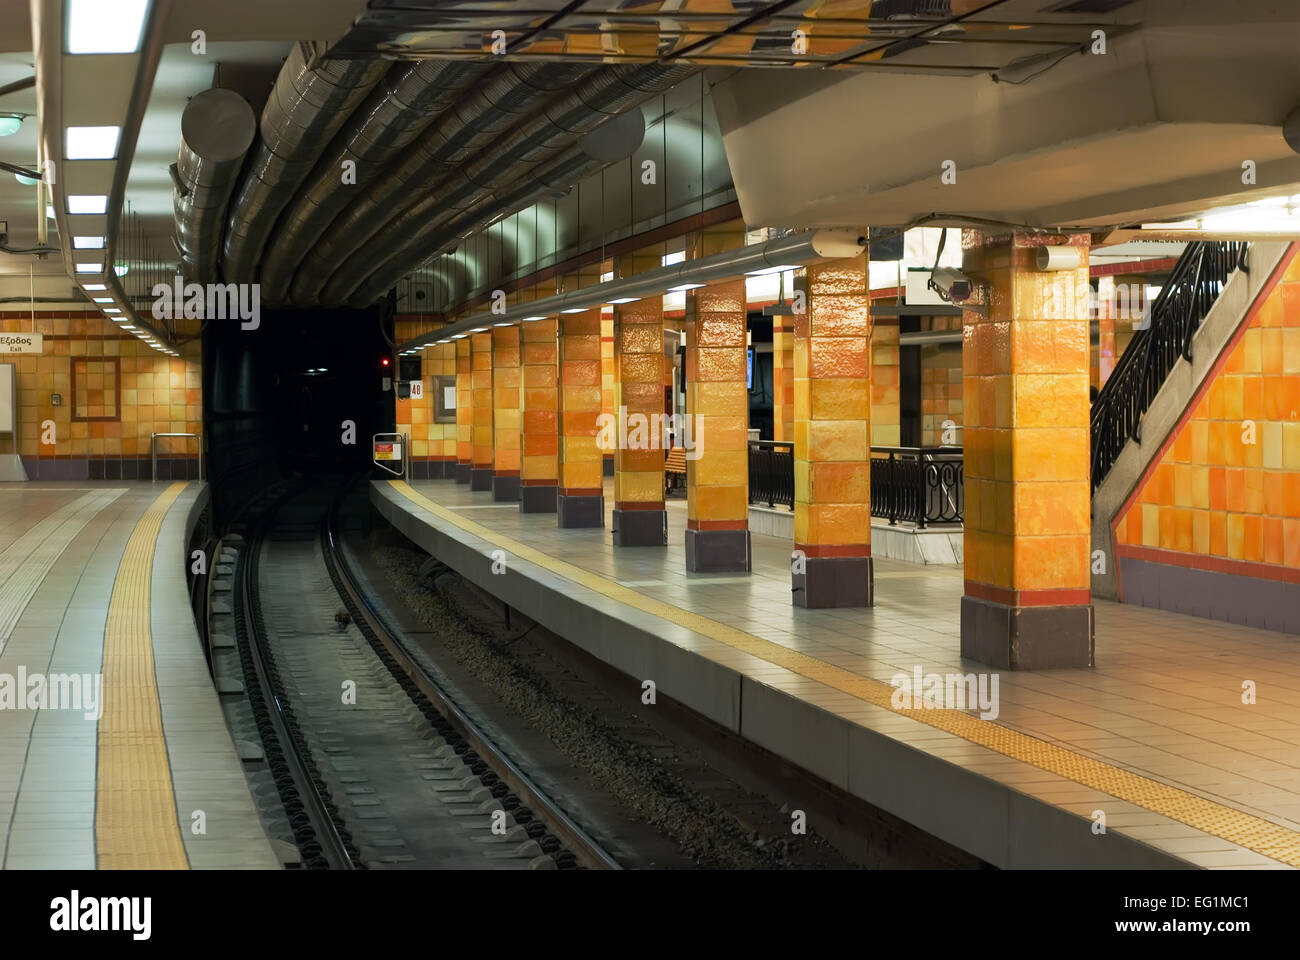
left=389, top=478, right=1300, bottom=869
left=0, top=482, right=276, bottom=869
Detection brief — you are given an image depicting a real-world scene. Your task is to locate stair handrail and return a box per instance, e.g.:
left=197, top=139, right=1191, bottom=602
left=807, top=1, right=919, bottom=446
left=1089, top=240, right=1248, bottom=493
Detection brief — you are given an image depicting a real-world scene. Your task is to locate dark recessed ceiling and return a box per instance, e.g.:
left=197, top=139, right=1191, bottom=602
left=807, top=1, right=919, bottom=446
left=326, top=0, right=1141, bottom=76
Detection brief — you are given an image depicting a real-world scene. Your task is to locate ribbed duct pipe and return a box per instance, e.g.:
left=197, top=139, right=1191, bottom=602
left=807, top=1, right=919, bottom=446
left=220, top=43, right=389, bottom=283
left=325, top=63, right=696, bottom=307
left=172, top=88, right=256, bottom=283
left=287, top=61, right=591, bottom=307
left=345, top=110, right=649, bottom=307
left=257, top=59, right=492, bottom=305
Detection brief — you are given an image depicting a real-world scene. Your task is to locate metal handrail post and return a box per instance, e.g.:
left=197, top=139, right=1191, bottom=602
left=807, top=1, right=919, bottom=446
left=917, top=451, right=928, bottom=530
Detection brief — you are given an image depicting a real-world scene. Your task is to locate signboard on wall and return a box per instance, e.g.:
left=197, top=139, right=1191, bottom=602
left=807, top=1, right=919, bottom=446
left=0, top=333, right=42, bottom=354
left=408, top=380, right=423, bottom=400
left=0, top=364, right=13, bottom=433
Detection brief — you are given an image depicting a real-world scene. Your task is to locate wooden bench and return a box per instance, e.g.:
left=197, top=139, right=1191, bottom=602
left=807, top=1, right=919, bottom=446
left=664, top=446, right=687, bottom=494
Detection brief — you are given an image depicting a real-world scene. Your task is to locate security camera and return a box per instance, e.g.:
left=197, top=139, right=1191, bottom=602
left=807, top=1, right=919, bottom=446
left=928, top=267, right=975, bottom=304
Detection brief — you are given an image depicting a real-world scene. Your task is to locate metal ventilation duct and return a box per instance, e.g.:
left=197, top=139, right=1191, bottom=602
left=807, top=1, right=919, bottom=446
left=320, top=63, right=697, bottom=306
left=345, top=109, right=649, bottom=307
left=287, top=61, right=591, bottom=307
left=257, top=59, right=492, bottom=305
left=397, top=230, right=868, bottom=354
left=172, top=88, right=256, bottom=283
left=220, top=43, right=389, bottom=283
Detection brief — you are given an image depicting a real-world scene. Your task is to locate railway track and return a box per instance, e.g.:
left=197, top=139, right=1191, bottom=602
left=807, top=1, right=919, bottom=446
left=228, top=479, right=617, bottom=870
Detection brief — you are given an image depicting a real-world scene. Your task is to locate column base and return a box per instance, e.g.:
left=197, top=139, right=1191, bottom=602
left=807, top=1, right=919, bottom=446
left=685, top=528, right=751, bottom=572
left=492, top=474, right=520, bottom=502
left=612, top=508, right=666, bottom=546
left=453, top=463, right=471, bottom=484
left=520, top=484, right=557, bottom=513
left=558, top=493, right=604, bottom=528
left=792, top=556, right=873, bottom=608
left=425, top=459, right=450, bottom=480
left=602, top=456, right=615, bottom=477
left=470, top=467, right=493, bottom=491
left=960, top=596, right=1095, bottom=670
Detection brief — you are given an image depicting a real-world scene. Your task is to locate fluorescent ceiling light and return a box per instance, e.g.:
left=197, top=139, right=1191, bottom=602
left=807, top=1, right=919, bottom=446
left=745, top=264, right=798, bottom=276
left=67, top=195, right=107, bottom=214
left=519, top=316, right=546, bottom=322
left=66, top=0, right=148, bottom=54
left=83, top=283, right=106, bottom=291
left=561, top=308, right=586, bottom=314
left=92, top=297, right=112, bottom=303
left=450, top=334, right=467, bottom=339
left=75, top=262, right=102, bottom=274
left=667, top=282, right=705, bottom=291
left=74, top=236, right=105, bottom=249
left=103, top=308, right=121, bottom=314
left=469, top=326, right=489, bottom=333
left=121, top=324, right=135, bottom=329
left=608, top=297, right=640, bottom=304
left=492, top=322, right=513, bottom=327
left=66, top=126, right=121, bottom=160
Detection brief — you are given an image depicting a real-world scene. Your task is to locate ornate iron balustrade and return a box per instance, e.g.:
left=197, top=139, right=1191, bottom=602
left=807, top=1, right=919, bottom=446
left=747, top=441, right=964, bottom=527
left=1090, top=240, right=1249, bottom=493
left=870, top=446, right=964, bottom=527
left=748, top=440, right=794, bottom=509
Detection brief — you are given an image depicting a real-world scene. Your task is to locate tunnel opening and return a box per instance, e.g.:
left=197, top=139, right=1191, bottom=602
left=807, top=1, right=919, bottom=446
left=203, top=304, right=395, bottom=526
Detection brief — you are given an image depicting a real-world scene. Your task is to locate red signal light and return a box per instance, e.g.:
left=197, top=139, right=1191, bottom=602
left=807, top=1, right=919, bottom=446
left=381, top=357, right=390, bottom=367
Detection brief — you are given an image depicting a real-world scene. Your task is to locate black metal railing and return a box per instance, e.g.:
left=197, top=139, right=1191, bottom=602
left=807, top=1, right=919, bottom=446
left=748, top=440, right=794, bottom=508
left=1090, top=240, right=1249, bottom=492
left=747, top=441, right=964, bottom=527
left=870, top=446, right=964, bottom=527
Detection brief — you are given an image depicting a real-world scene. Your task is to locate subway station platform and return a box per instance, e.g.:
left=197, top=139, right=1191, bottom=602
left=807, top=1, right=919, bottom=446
left=375, top=478, right=1300, bottom=870
left=0, top=482, right=276, bottom=870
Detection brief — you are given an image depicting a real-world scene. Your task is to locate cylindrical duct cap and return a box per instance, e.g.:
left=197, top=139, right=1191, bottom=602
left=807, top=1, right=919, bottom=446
left=181, top=88, right=256, bottom=163
left=1035, top=245, right=1084, bottom=271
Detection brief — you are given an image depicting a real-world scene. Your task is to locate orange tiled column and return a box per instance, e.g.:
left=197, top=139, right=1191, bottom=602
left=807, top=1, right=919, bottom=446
left=601, top=315, right=616, bottom=479
left=558, top=308, right=605, bottom=527
left=792, top=254, right=873, bottom=606
left=470, top=331, right=494, bottom=491
left=491, top=325, right=521, bottom=501
left=611, top=295, right=667, bottom=546
left=521, top=317, right=559, bottom=513
left=773, top=314, right=795, bottom=442
left=454, top=337, right=472, bottom=483
left=960, top=231, right=1093, bottom=669
left=685, top=279, right=751, bottom=571
left=1097, top=274, right=1117, bottom=387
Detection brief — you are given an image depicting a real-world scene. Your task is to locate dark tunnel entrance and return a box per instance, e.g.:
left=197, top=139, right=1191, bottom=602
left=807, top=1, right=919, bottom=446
left=203, top=306, right=395, bottom=525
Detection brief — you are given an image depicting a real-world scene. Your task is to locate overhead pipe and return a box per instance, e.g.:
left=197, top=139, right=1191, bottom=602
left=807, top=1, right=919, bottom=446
left=172, top=88, right=256, bottom=283
left=287, top=62, right=591, bottom=306
left=396, top=229, right=867, bottom=354
left=220, top=42, right=389, bottom=283
left=257, top=59, right=492, bottom=304
left=331, top=63, right=695, bottom=307
left=345, top=110, right=649, bottom=307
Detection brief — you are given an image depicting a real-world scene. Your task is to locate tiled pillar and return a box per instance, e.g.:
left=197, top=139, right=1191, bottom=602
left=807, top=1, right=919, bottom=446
left=470, top=331, right=493, bottom=491
left=791, top=254, right=873, bottom=607
left=430, top=340, right=457, bottom=477
left=611, top=296, right=667, bottom=546
left=521, top=317, right=559, bottom=513
left=454, top=337, right=472, bottom=483
left=960, top=231, right=1094, bottom=669
left=871, top=321, right=901, bottom=446
left=491, top=325, right=521, bottom=501
left=773, top=314, right=795, bottom=442
left=601, top=315, right=616, bottom=478
left=558, top=308, right=604, bottom=527
left=1097, top=274, right=1116, bottom=387
left=685, top=279, right=751, bottom=571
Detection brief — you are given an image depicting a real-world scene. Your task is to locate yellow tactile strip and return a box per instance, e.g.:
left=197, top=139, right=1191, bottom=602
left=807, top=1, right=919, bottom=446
left=390, top=480, right=1300, bottom=867
left=95, top=482, right=190, bottom=870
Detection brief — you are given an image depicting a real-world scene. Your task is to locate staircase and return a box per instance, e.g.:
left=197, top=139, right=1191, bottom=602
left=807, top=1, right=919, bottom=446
left=1090, top=239, right=1292, bottom=599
